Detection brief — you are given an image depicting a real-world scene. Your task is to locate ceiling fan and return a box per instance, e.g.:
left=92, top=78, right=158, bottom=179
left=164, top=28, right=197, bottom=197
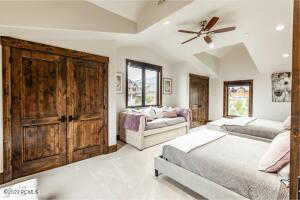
left=178, top=17, right=236, bottom=46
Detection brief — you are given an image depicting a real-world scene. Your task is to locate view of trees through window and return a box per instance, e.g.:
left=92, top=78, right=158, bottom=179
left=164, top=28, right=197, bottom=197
left=127, top=60, right=161, bottom=107
left=228, top=85, right=250, bottom=116
left=145, top=70, right=158, bottom=105
left=127, top=66, right=142, bottom=107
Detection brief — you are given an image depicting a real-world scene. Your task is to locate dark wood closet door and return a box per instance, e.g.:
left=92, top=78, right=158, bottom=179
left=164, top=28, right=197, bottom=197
left=189, top=74, right=209, bottom=128
left=67, top=58, right=108, bottom=163
left=11, top=48, right=67, bottom=179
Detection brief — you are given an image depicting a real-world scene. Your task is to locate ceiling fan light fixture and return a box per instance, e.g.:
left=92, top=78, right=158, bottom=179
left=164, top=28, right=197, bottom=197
left=157, top=0, right=166, bottom=6
left=208, top=43, right=215, bottom=49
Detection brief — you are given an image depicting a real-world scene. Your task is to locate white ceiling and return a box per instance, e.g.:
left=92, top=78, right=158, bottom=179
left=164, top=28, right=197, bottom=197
left=87, top=0, right=149, bottom=22
left=0, top=0, right=293, bottom=76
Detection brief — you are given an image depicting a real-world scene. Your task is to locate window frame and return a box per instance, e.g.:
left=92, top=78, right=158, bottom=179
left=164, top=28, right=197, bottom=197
left=125, top=59, right=162, bottom=108
left=223, top=80, right=253, bottom=117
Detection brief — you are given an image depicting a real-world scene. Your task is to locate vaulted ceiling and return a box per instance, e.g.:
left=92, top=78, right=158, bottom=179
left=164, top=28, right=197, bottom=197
left=0, top=0, right=293, bottom=77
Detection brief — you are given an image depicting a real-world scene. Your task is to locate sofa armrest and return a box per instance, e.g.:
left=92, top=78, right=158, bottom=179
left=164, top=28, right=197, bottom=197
left=138, top=115, right=146, bottom=132
left=176, top=108, right=192, bottom=129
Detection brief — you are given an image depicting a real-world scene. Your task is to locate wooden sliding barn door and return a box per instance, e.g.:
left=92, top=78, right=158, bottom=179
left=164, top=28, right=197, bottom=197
left=11, top=48, right=67, bottom=179
left=67, top=58, right=108, bottom=163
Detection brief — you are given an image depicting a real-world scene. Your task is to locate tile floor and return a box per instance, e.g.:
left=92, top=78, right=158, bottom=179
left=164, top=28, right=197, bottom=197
left=2, top=142, right=205, bottom=200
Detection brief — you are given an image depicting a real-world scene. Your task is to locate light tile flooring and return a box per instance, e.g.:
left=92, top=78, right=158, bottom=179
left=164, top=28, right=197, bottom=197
left=3, top=142, right=205, bottom=200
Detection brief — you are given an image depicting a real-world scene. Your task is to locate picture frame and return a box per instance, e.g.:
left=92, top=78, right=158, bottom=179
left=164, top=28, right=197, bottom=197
left=116, top=72, right=123, bottom=93
left=163, top=78, right=173, bottom=95
left=271, top=72, right=291, bottom=102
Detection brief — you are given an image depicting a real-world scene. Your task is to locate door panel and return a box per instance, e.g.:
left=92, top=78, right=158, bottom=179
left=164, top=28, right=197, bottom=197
left=67, top=58, right=107, bottom=163
left=11, top=48, right=67, bottom=179
left=189, top=75, right=209, bottom=128
left=198, top=80, right=209, bottom=122
left=23, top=124, right=60, bottom=162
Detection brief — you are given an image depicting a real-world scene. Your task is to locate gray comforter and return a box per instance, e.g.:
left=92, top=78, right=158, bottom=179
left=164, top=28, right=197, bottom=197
left=162, top=134, right=288, bottom=200
left=223, top=119, right=285, bottom=140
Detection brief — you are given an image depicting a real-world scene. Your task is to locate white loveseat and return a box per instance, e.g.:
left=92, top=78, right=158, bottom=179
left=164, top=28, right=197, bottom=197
left=119, top=107, right=190, bottom=150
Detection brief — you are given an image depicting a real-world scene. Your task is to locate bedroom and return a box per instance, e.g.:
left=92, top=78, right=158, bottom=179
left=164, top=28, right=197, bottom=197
left=0, top=0, right=299, bottom=199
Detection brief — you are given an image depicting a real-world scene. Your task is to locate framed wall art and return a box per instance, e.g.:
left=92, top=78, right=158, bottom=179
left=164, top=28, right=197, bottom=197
left=163, top=78, right=173, bottom=95
left=271, top=72, right=291, bottom=102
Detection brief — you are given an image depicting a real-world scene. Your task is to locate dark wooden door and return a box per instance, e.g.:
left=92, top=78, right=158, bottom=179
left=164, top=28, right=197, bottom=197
left=67, top=58, right=108, bottom=163
left=189, top=74, right=209, bottom=127
left=11, top=48, right=67, bottom=179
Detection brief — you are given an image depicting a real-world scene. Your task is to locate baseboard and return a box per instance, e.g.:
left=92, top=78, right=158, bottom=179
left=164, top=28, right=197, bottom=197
left=108, top=144, right=117, bottom=153
left=0, top=173, right=4, bottom=185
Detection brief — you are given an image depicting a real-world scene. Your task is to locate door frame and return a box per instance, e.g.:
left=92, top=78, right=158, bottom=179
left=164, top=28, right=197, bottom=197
left=189, top=73, right=209, bottom=125
left=290, top=0, right=300, bottom=198
left=0, top=36, right=109, bottom=183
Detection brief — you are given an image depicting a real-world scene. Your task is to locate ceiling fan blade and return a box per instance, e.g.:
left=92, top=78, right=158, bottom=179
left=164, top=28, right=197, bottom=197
left=178, top=30, right=199, bottom=34
left=204, top=36, right=212, bottom=44
left=181, top=36, right=199, bottom=44
left=211, top=27, right=236, bottom=33
left=204, top=17, right=219, bottom=31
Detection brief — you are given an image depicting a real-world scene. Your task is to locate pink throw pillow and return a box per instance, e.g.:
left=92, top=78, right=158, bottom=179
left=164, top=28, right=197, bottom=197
left=258, top=131, right=290, bottom=172
left=283, top=116, right=291, bottom=130
left=163, top=110, right=177, bottom=118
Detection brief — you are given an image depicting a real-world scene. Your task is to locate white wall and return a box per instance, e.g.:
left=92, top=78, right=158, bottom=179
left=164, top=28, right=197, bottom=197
left=0, top=1, right=136, bottom=33
left=175, top=62, right=210, bottom=108
left=209, top=44, right=291, bottom=121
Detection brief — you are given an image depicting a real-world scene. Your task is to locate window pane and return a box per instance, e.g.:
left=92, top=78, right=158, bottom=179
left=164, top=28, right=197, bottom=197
left=127, top=66, right=142, bottom=107
left=228, top=85, right=249, bottom=116
left=145, top=69, right=158, bottom=106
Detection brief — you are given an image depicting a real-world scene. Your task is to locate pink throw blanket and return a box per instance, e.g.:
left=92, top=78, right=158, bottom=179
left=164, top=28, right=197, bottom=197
left=124, top=114, right=144, bottom=131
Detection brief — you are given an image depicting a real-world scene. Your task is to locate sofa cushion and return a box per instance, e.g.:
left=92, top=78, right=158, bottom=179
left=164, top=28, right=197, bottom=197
left=145, top=117, right=186, bottom=130
left=162, top=110, right=177, bottom=118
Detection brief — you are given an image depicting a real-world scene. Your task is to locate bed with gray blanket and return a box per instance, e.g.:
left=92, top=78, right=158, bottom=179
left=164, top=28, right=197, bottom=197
left=207, top=117, right=285, bottom=140
left=155, top=132, right=288, bottom=200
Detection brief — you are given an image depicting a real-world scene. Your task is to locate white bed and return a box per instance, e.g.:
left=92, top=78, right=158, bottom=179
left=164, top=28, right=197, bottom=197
left=154, top=128, right=289, bottom=200
left=207, top=117, right=285, bottom=141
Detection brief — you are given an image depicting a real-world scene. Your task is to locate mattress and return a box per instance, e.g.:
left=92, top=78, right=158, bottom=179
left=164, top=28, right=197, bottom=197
left=162, top=134, right=288, bottom=200
left=145, top=117, right=186, bottom=130
left=223, top=119, right=285, bottom=140
left=206, top=117, right=256, bottom=131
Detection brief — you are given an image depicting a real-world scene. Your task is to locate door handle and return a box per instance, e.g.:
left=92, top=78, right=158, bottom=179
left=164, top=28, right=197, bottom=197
left=68, top=115, right=78, bottom=122
left=68, top=115, right=74, bottom=122
left=58, top=115, right=66, bottom=123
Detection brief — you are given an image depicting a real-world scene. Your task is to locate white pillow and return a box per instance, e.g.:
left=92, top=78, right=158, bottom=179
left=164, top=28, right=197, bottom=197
left=283, top=116, right=291, bottom=130
left=142, top=107, right=156, bottom=121
left=154, top=107, right=164, bottom=119
left=258, top=131, right=290, bottom=172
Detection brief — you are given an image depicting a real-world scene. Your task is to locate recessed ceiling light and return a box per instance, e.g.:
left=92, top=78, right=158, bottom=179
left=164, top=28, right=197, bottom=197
left=208, top=43, right=215, bottom=49
left=163, top=21, right=171, bottom=25
left=282, top=53, right=290, bottom=58
left=276, top=24, right=285, bottom=31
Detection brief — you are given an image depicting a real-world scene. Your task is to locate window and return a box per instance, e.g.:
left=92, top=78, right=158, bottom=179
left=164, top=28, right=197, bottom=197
left=126, top=59, right=162, bottom=107
left=224, top=80, right=253, bottom=117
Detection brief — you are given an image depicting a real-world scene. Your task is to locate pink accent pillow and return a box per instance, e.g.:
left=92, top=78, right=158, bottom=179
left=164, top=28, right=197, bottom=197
left=258, top=131, right=290, bottom=172
left=283, top=116, right=291, bottom=130
left=163, top=110, right=178, bottom=118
